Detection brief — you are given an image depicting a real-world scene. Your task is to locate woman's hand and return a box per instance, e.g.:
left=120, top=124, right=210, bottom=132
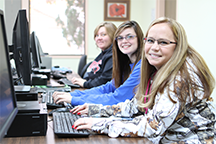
left=70, top=103, right=89, bottom=115
left=73, top=118, right=106, bottom=130
left=52, top=91, right=72, bottom=104
left=73, top=118, right=93, bottom=130
left=71, top=77, right=86, bottom=87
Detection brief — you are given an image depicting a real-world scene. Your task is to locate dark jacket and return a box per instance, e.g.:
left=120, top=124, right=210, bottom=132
left=83, top=45, right=113, bottom=88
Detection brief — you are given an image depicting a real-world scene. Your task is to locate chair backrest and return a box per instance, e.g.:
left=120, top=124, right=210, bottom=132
left=80, top=61, right=92, bottom=78
left=77, top=55, right=87, bottom=76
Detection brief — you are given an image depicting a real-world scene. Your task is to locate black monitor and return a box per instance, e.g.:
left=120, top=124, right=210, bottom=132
left=30, top=31, right=42, bottom=68
left=0, top=9, right=18, bottom=142
left=11, top=9, right=32, bottom=85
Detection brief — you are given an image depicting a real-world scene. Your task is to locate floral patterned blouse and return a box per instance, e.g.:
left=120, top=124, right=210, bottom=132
left=86, top=58, right=216, bottom=144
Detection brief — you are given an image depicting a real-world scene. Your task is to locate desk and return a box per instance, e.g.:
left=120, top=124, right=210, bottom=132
left=0, top=73, right=153, bottom=144
left=1, top=126, right=152, bottom=144
left=1, top=112, right=153, bottom=144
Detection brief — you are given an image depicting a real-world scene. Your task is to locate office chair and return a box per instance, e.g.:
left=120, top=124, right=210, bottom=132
left=77, top=55, right=87, bottom=76
left=80, top=61, right=92, bottom=78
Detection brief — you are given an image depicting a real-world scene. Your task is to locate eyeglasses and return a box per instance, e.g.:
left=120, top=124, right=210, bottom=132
left=144, top=37, right=177, bottom=46
left=116, top=35, right=137, bottom=42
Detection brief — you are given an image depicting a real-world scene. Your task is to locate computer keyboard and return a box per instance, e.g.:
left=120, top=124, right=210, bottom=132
left=41, top=91, right=64, bottom=109
left=33, top=86, right=71, bottom=93
left=57, top=78, right=80, bottom=88
left=53, top=112, right=90, bottom=138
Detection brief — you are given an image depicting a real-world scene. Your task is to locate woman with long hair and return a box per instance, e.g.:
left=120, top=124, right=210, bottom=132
left=53, top=21, right=144, bottom=106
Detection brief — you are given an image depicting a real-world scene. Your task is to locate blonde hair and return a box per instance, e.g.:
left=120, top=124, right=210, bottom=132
left=94, top=22, right=117, bottom=48
left=135, top=17, right=215, bottom=111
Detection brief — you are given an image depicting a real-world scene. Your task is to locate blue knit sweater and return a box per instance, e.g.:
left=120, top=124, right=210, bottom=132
left=70, top=59, right=141, bottom=106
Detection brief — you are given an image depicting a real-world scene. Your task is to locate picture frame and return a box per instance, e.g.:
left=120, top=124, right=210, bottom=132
left=104, top=0, right=130, bottom=21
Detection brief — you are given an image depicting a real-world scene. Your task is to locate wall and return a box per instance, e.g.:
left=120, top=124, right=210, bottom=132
left=177, top=0, right=216, bottom=101
left=76, top=0, right=156, bottom=71
left=0, top=1, right=4, bottom=11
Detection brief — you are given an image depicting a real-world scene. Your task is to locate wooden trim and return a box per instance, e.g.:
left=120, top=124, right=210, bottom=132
left=85, top=0, right=88, bottom=56
left=156, top=0, right=177, bottom=20
left=165, top=0, right=176, bottom=20
left=156, top=0, right=165, bottom=18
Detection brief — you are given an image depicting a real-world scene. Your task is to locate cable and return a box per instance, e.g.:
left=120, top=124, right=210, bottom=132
left=13, top=76, right=23, bottom=84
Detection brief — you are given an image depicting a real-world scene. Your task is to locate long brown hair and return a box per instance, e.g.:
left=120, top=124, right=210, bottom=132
left=112, top=21, right=144, bottom=88
left=136, top=17, right=215, bottom=111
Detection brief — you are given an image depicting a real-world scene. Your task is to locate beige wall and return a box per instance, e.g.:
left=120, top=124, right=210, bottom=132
left=0, top=1, right=4, bottom=11
left=177, top=0, right=216, bottom=101
left=86, top=0, right=155, bottom=60
left=53, top=0, right=156, bottom=72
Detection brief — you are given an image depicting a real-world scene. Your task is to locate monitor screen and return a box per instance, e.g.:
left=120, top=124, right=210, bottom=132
left=12, top=9, right=32, bottom=85
left=0, top=9, right=18, bottom=142
left=30, top=31, right=42, bottom=69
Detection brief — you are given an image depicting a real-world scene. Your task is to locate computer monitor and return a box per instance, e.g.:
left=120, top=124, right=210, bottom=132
left=30, top=31, right=42, bottom=68
left=11, top=9, right=32, bottom=85
left=0, top=9, right=18, bottom=142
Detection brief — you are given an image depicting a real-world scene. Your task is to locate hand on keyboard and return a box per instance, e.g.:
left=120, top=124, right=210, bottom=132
left=72, top=117, right=93, bottom=130
left=52, top=91, right=72, bottom=104
left=41, top=91, right=65, bottom=109
left=53, top=112, right=90, bottom=137
left=71, top=77, right=86, bottom=87
left=73, top=117, right=109, bottom=131
left=70, top=103, right=89, bottom=115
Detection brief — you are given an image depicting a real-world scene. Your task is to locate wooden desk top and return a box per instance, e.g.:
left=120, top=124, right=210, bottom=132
left=0, top=73, right=153, bottom=144
left=1, top=123, right=153, bottom=144
left=1, top=112, right=152, bottom=144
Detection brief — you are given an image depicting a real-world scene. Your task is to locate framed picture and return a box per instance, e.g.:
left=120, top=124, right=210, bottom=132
left=104, top=0, right=130, bottom=21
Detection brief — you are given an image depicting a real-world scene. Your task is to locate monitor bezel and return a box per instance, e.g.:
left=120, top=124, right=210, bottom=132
left=0, top=9, right=18, bottom=142
left=12, top=9, right=32, bottom=85
left=30, top=31, right=42, bottom=69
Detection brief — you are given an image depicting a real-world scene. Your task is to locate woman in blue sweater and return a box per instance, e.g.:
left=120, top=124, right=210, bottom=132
left=52, top=21, right=144, bottom=106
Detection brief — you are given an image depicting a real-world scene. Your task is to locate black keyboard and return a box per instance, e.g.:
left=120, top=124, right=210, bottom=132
left=33, top=86, right=71, bottom=93
left=41, top=91, right=64, bottom=109
left=53, top=112, right=90, bottom=138
left=57, top=78, right=80, bottom=88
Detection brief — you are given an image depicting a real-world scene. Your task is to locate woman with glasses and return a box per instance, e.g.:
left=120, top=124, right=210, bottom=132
left=53, top=21, right=144, bottom=106
left=71, top=22, right=117, bottom=88
left=72, top=17, right=216, bottom=144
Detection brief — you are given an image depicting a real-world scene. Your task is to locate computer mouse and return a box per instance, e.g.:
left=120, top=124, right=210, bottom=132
left=52, top=71, right=66, bottom=79
left=49, top=107, right=70, bottom=116
left=54, top=65, right=60, bottom=68
left=66, top=70, right=72, bottom=73
left=60, top=71, right=67, bottom=75
left=57, top=79, right=64, bottom=84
